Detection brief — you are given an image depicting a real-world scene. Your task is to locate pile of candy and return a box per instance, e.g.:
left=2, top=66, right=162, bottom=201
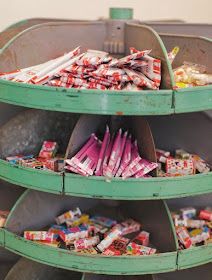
left=172, top=207, right=212, bottom=249
left=0, top=46, right=161, bottom=91
left=65, top=126, right=158, bottom=178
left=174, top=61, right=212, bottom=88
left=6, top=141, right=64, bottom=172
left=156, top=148, right=211, bottom=177
left=24, top=207, right=156, bottom=256
left=0, top=210, right=9, bottom=227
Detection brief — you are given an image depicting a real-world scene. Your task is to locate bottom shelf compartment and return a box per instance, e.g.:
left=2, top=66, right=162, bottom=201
left=167, top=195, right=212, bottom=269
left=4, top=190, right=177, bottom=275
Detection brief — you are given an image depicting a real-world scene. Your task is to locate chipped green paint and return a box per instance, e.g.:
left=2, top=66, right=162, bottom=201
left=0, top=160, right=63, bottom=194
left=4, top=230, right=177, bottom=275
left=177, top=244, right=212, bottom=270
left=174, top=86, right=212, bottom=113
left=0, top=80, right=173, bottom=115
left=64, top=172, right=212, bottom=199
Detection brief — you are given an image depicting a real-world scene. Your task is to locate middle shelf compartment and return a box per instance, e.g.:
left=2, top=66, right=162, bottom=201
left=0, top=109, right=211, bottom=200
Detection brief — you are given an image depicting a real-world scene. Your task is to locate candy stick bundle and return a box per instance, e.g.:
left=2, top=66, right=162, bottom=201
left=65, top=126, right=158, bottom=178
left=0, top=46, right=161, bottom=91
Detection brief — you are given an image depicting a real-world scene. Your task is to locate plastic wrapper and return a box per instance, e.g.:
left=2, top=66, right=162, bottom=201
left=74, top=236, right=100, bottom=250
left=125, top=68, right=158, bottom=89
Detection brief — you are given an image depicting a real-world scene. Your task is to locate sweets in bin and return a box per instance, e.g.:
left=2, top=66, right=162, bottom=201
left=172, top=207, right=212, bottom=249
left=24, top=207, right=157, bottom=256
left=156, top=148, right=211, bottom=177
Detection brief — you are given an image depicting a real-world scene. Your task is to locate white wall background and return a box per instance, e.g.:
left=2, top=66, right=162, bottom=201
left=0, top=0, right=212, bottom=31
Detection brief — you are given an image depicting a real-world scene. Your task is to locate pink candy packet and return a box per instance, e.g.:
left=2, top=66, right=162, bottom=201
left=115, top=135, right=132, bottom=177
left=105, top=129, right=122, bottom=178
left=95, top=126, right=110, bottom=176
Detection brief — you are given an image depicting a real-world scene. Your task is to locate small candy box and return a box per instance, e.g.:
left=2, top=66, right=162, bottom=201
left=74, top=236, right=99, bottom=251
left=39, top=141, right=58, bottom=159
left=199, top=210, right=212, bottom=221
left=180, top=207, right=197, bottom=220
left=90, top=215, right=117, bottom=228
left=103, top=237, right=129, bottom=256
left=59, top=225, right=89, bottom=243
left=113, top=219, right=141, bottom=236
left=24, top=231, right=56, bottom=242
left=0, top=210, right=9, bottom=227
left=192, top=155, right=211, bottom=173
left=176, top=227, right=192, bottom=249
left=6, top=155, right=34, bottom=164
left=44, top=158, right=64, bottom=172
left=133, top=231, right=150, bottom=246
left=166, top=158, right=195, bottom=176
left=56, top=207, right=82, bottom=225
left=127, top=242, right=156, bottom=255
left=97, top=228, right=122, bottom=252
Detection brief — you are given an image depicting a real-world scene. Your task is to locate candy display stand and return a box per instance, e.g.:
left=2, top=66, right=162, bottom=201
left=0, top=7, right=212, bottom=280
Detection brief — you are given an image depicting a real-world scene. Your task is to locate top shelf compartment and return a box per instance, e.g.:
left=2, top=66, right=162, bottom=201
left=0, top=22, right=211, bottom=115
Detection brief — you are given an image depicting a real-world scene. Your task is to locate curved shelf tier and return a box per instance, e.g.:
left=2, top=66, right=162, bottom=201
left=177, top=244, right=212, bottom=270
left=3, top=191, right=178, bottom=275
left=64, top=172, right=212, bottom=200
left=174, top=86, right=212, bottom=113
left=0, top=81, right=173, bottom=116
left=0, top=160, right=63, bottom=194
left=4, top=231, right=177, bottom=275
left=1, top=161, right=212, bottom=199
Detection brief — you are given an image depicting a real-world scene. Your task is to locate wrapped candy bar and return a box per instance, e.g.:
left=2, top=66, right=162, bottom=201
left=97, top=228, right=122, bottom=252
left=126, top=242, right=156, bottom=255
left=74, top=236, right=100, bottom=251
left=166, top=158, right=194, bottom=176
left=59, top=225, right=89, bottom=243
left=56, top=207, right=82, bottom=225
left=176, top=227, right=192, bottom=249
left=0, top=210, right=9, bottom=227
left=24, top=231, right=56, bottom=242
left=39, top=141, right=58, bottom=159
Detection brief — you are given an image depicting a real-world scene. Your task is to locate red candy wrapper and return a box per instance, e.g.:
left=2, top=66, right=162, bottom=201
left=133, top=231, right=150, bottom=247
left=125, top=68, right=158, bottom=90
left=176, top=227, right=192, bottom=249
left=39, top=141, right=58, bottom=159
left=199, top=210, right=212, bottom=222
left=127, top=242, right=156, bottom=255
left=24, top=231, right=56, bottom=242
left=74, top=236, right=100, bottom=251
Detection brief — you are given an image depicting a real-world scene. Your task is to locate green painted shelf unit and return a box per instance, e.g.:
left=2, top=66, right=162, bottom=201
left=0, top=17, right=212, bottom=278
